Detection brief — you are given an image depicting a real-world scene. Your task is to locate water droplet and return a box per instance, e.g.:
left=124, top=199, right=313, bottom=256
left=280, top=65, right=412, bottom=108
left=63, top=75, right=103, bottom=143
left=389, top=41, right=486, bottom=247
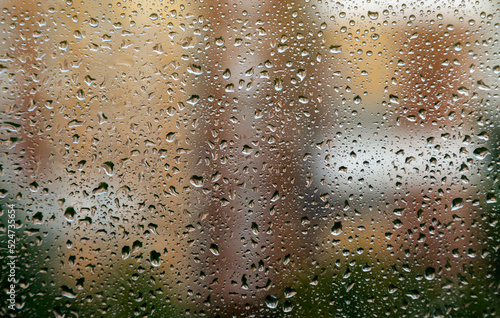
left=102, top=162, right=114, bottom=176
left=298, top=96, right=309, bottom=104
left=132, top=240, right=142, bottom=253
left=271, top=191, right=280, bottom=202
left=222, top=69, right=231, bottom=79
left=265, top=295, right=278, bottom=309
left=251, top=222, right=259, bottom=235
left=274, top=78, right=283, bottom=91
left=330, top=45, right=342, bottom=54
left=61, top=285, right=77, bottom=299
left=64, top=207, right=76, bottom=222
left=166, top=132, right=177, bottom=142
left=190, top=175, right=204, bottom=188
left=59, top=41, right=68, bottom=51
left=122, top=246, right=131, bottom=260
left=473, top=147, right=489, bottom=160
left=331, top=222, right=343, bottom=235
left=283, top=300, right=293, bottom=312
left=297, top=69, right=306, bottom=81
left=284, top=287, right=297, bottom=298
left=150, top=250, right=161, bottom=267
left=277, top=43, right=288, bottom=53
left=76, top=89, right=85, bottom=101
left=209, top=243, right=220, bottom=256
left=92, top=182, right=108, bottom=195
left=368, top=11, right=379, bottom=20
left=29, top=181, right=39, bottom=192
left=215, top=37, right=225, bottom=46
left=89, top=17, right=99, bottom=28
left=242, top=145, right=253, bottom=155
left=451, top=198, right=463, bottom=211
left=187, top=95, right=200, bottom=105
left=424, top=267, right=436, bottom=280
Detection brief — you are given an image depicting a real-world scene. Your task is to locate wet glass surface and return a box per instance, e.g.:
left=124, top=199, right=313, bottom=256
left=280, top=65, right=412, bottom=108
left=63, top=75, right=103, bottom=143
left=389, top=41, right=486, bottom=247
left=0, top=1, right=499, bottom=317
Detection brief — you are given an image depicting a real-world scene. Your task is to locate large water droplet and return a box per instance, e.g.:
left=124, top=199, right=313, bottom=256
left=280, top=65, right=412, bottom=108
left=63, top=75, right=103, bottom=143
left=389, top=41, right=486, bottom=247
left=265, top=295, right=279, bottom=309
left=331, top=222, right=343, bottom=235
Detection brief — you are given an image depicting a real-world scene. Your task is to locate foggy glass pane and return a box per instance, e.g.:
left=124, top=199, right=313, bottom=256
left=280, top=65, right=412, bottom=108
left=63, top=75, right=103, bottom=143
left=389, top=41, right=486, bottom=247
left=1, top=0, right=499, bottom=317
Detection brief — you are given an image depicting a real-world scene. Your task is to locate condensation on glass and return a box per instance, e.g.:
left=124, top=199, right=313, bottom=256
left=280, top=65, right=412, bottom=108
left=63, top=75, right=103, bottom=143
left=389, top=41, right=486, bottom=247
left=0, top=0, right=499, bottom=317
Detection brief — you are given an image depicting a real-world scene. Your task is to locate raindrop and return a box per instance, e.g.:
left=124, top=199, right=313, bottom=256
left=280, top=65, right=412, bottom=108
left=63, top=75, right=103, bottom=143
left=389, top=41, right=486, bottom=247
left=251, top=222, right=259, bottom=235
left=270, top=191, right=280, bottom=202
left=368, top=11, right=379, bottom=20
left=265, top=295, right=279, bottom=309
left=451, top=198, right=463, bottom=211
left=353, top=95, right=362, bottom=104
left=283, top=300, right=293, bottom=312
left=122, top=246, right=131, bottom=260
left=274, top=78, right=283, bottom=91
left=89, top=17, right=99, bottom=28
left=424, top=267, right=436, bottom=280
left=298, top=96, right=309, bottom=104
left=61, top=286, right=77, bottom=299
left=473, top=147, right=489, bottom=160
left=150, top=250, right=161, bottom=267
left=242, top=145, right=253, bottom=155
left=215, top=37, right=225, bottom=46
left=64, top=207, right=76, bottom=222
left=166, top=132, right=177, bottom=142
left=329, top=45, right=342, bottom=54
left=222, top=69, right=231, bottom=79
left=190, top=175, right=204, bottom=188
left=102, top=162, right=114, bottom=176
left=209, top=243, right=220, bottom=256
left=284, top=287, right=297, bottom=298
left=331, top=222, right=343, bottom=235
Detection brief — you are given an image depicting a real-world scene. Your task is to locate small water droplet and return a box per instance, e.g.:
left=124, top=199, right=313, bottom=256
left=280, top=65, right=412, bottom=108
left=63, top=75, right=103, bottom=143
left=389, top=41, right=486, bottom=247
left=64, top=207, right=76, bottom=222
left=89, top=18, right=99, bottom=28
left=298, top=96, right=309, bottom=104
left=353, top=95, right=362, bottom=104
left=102, top=162, right=114, bottom=176
left=122, top=246, right=131, bottom=260
left=150, top=250, right=161, bottom=267
left=251, top=222, right=259, bottom=235
left=473, top=147, right=489, bottom=160
left=61, top=285, right=77, bottom=299
left=215, top=37, right=225, bottom=46
left=424, top=267, right=436, bottom=280
left=270, top=190, right=280, bottom=202
left=242, top=145, right=253, bottom=155
left=166, top=132, right=177, bottom=142
left=284, top=287, right=297, bottom=298
left=274, top=78, right=283, bottom=91
left=451, top=198, right=463, bottom=211
left=209, top=243, right=220, bottom=256
left=368, top=11, right=379, bottom=20
left=190, top=175, right=204, bottom=188
left=283, top=300, right=293, bottom=312
left=330, top=45, right=342, bottom=54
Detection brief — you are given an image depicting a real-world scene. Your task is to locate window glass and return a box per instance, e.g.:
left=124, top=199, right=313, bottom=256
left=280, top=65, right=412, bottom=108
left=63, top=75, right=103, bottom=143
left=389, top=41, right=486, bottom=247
left=1, top=1, right=499, bottom=317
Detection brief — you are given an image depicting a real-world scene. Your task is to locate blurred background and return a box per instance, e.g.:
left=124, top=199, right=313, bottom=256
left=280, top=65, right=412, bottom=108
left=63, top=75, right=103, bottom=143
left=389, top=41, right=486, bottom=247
left=0, top=0, right=499, bottom=317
